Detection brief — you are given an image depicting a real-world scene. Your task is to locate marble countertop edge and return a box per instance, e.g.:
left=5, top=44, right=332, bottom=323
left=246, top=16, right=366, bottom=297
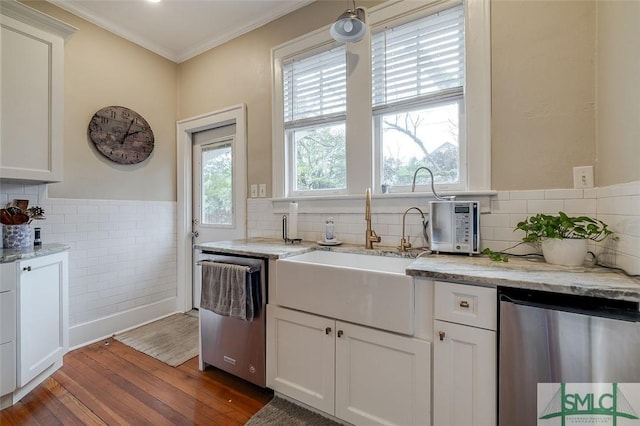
left=0, top=243, right=71, bottom=263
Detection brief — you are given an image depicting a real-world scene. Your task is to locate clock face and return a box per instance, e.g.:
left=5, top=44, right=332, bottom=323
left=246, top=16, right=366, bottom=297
left=89, top=106, right=154, bottom=164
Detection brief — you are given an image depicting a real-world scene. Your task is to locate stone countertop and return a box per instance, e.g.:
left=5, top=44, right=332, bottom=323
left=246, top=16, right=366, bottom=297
left=195, top=238, right=416, bottom=260
left=407, top=255, right=640, bottom=302
left=196, top=239, right=316, bottom=259
left=0, top=243, right=70, bottom=263
left=195, top=238, right=640, bottom=302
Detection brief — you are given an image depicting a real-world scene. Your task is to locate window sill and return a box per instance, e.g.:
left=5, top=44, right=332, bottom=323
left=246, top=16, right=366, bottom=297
left=270, top=190, right=497, bottom=214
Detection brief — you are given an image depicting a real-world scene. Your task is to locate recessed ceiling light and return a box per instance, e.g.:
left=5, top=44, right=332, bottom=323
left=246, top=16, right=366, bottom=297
left=147, top=0, right=161, bottom=3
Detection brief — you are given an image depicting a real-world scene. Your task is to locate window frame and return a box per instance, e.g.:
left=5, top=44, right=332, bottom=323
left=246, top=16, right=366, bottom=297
left=271, top=0, right=491, bottom=198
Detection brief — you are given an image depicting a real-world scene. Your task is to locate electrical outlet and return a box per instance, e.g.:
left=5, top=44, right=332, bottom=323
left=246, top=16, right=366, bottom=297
left=258, top=184, right=267, bottom=198
left=250, top=184, right=258, bottom=198
left=573, top=166, right=594, bottom=189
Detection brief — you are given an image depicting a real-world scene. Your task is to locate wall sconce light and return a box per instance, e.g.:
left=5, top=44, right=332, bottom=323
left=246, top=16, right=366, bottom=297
left=330, top=1, right=366, bottom=43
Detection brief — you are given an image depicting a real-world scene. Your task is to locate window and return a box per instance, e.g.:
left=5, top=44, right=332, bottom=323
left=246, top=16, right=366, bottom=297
left=283, top=45, right=347, bottom=195
left=201, top=141, right=233, bottom=225
left=271, top=0, right=490, bottom=198
left=372, top=5, right=466, bottom=190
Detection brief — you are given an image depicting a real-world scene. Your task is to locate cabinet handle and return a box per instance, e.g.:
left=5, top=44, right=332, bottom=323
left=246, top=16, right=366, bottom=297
left=439, top=331, right=445, bottom=341
left=459, top=300, right=470, bottom=308
left=22, top=266, right=32, bottom=272
left=325, top=327, right=332, bottom=335
left=337, top=330, right=343, bottom=338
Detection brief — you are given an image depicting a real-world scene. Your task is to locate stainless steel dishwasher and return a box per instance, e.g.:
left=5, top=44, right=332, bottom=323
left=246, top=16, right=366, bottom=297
left=499, top=287, right=640, bottom=426
left=197, top=252, right=267, bottom=387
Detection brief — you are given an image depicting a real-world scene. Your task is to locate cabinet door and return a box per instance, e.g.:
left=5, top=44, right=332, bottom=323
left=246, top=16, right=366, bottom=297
left=17, top=252, right=68, bottom=386
left=0, top=11, right=65, bottom=182
left=433, top=320, right=496, bottom=426
left=266, top=305, right=335, bottom=414
left=0, top=341, right=16, bottom=396
left=335, top=322, right=431, bottom=426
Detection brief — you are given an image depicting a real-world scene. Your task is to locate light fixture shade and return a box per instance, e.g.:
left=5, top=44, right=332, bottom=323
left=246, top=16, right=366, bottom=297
left=330, top=7, right=366, bottom=43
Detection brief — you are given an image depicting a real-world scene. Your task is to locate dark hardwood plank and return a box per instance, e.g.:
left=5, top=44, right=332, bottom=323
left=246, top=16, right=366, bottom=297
left=81, top=341, right=239, bottom=424
left=0, top=338, right=273, bottom=425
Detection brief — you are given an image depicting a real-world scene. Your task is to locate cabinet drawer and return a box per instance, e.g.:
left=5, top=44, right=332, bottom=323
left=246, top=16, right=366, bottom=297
left=0, top=291, right=15, bottom=344
left=1, top=262, right=16, bottom=292
left=0, top=341, right=16, bottom=396
left=434, top=281, right=497, bottom=330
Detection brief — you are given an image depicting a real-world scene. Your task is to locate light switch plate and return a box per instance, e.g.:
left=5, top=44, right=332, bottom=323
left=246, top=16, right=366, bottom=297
left=258, top=184, right=266, bottom=198
left=250, top=184, right=258, bottom=198
left=573, top=166, right=594, bottom=189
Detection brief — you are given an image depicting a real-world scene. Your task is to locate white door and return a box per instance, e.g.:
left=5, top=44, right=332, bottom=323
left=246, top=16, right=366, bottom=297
left=18, top=252, right=68, bottom=387
left=192, top=125, right=246, bottom=307
left=335, top=321, right=431, bottom=426
left=266, top=305, right=336, bottom=415
left=433, top=319, right=496, bottom=426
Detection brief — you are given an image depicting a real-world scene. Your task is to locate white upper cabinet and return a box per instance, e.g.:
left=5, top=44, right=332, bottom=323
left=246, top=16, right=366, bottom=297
left=0, top=1, right=76, bottom=183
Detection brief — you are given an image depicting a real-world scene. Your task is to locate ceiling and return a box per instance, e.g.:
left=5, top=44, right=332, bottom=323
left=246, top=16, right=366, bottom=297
left=49, top=0, right=315, bottom=63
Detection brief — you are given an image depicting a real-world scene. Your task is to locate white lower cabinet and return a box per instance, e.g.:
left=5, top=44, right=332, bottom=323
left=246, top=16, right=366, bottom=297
left=433, top=281, right=497, bottom=426
left=17, top=252, right=69, bottom=387
left=0, top=251, right=68, bottom=408
left=267, top=305, right=431, bottom=426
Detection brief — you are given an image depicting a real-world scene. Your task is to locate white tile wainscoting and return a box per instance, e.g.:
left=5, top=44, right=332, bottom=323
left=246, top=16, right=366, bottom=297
left=1, top=180, right=638, bottom=348
left=0, top=183, right=177, bottom=347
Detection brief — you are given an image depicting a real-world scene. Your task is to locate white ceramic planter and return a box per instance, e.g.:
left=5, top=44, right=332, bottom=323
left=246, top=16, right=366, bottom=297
left=541, top=238, right=588, bottom=267
left=2, top=224, right=31, bottom=249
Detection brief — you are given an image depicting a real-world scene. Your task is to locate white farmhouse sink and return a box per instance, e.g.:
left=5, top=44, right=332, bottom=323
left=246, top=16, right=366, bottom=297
left=275, top=251, right=415, bottom=335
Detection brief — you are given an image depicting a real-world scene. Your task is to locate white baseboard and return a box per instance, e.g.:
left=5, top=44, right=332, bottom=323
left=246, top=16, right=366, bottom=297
left=69, top=297, right=179, bottom=349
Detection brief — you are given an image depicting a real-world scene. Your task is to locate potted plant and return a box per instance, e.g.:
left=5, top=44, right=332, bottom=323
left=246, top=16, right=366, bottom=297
left=515, top=212, right=614, bottom=266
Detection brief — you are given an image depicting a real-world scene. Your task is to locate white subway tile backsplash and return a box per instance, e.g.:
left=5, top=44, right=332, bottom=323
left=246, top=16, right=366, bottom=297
left=563, top=199, right=597, bottom=215
left=491, top=199, right=527, bottom=214
left=526, top=199, right=565, bottom=214
left=479, top=213, right=510, bottom=228
left=510, top=190, right=544, bottom=200
left=544, top=189, right=583, bottom=200
left=248, top=183, right=640, bottom=275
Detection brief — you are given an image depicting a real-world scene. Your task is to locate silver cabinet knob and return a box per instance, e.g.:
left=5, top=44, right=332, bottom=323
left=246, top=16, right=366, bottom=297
left=439, top=331, right=445, bottom=341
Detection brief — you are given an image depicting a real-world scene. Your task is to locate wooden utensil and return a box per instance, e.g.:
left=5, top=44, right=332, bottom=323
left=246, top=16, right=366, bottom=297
left=12, top=212, right=30, bottom=224
left=0, top=209, right=13, bottom=224
left=12, top=199, right=29, bottom=211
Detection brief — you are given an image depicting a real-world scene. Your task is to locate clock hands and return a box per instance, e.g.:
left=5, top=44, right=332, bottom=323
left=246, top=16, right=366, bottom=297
left=118, top=120, right=148, bottom=144
left=119, top=119, right=135, bottom=144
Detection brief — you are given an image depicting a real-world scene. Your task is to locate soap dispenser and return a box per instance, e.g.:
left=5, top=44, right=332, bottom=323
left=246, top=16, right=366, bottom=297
left=325, top=217, right=335, bottom=241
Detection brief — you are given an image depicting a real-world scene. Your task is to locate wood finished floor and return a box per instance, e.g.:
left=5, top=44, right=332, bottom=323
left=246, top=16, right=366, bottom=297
left=0, top=338, right=273, bottom=425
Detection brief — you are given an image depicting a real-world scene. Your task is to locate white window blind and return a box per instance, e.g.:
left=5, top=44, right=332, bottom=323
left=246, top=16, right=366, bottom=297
left=372, top=4, right=465, bottom=108
left=283, top=45, right=346, bottom=126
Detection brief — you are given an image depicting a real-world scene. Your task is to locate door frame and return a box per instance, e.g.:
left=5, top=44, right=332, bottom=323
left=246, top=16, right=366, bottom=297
left=176, top=104, right=247, bottom=312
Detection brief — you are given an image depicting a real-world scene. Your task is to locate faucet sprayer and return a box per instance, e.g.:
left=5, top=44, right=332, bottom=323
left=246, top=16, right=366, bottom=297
left=411, top=166, right=455, bottom=201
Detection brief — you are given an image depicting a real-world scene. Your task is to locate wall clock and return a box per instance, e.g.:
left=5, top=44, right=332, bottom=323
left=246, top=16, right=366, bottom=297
left=88, top=106, right=154, bottom=164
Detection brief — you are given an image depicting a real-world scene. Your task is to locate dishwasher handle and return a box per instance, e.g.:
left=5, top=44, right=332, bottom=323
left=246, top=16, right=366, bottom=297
left=499, top=287, right=640, bottom=322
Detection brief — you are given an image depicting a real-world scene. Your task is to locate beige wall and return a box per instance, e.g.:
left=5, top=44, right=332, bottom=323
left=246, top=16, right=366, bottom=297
left=491, top=0, right=596, bottom=190
left=22, top=0, right=636, bottom=199
left=596, top=0, right=640, bottom=186
left=23, top=1, right=178, bottom=202
left=178, top=1, right=382, bottom=197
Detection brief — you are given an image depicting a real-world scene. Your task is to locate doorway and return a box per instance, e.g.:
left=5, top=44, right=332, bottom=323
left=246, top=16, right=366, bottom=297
left=176, top=104, right=247, bottom=313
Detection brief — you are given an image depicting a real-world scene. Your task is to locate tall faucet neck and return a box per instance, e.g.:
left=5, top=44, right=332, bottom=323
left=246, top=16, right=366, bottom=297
left=411, top=166, right=455, bottom=201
